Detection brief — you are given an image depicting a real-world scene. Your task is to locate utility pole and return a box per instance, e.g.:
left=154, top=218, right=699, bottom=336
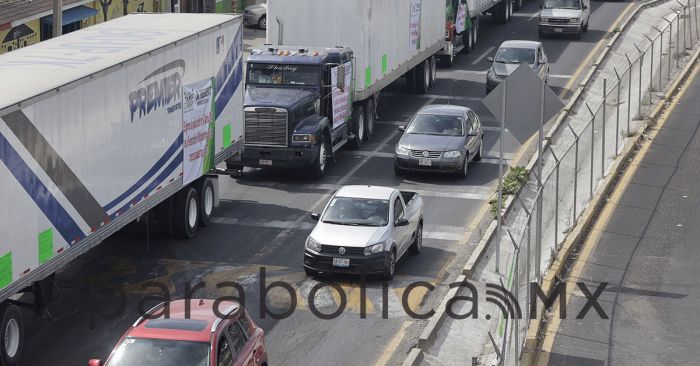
left=52, top=0, right=62, bottom=38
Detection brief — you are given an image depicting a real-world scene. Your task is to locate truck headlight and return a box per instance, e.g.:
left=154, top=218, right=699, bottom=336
left=571, top=17, right=581, bottom=24
left=292, top=134, right=317, bottom=144
left=364, top=242, right=385, bottom=256
left=444, top=150, right=461, bottom=158
left=539, top=17, right=548, bottom=24
left=306, top=237, right=322, bottom=253
left=395, top=146, right=410, bottom=156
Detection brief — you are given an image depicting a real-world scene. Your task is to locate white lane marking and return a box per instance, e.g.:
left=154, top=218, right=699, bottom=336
left=376, top=120, right=407, bottom=127
left=211, top=217, right=316, bottom=230
left=479, top=158, right=509, bottom=165
left=511, top=12, right=540, bottom=18
left=348, top=151, right=395, bottom=159
left=424, top=231, right=469, bottom=241
left=385, top=92, right=482, bottom=102
left=412, top=188, right=490, bottom=201
left=481, top=126, right=506, bottom=132
left=472, top=46, right=496, bottom=65
left=484, top=152, right=515, bottom=160
left=451, top=69, right=488, bottom=76
left=550, top=74, right=573, bottom=79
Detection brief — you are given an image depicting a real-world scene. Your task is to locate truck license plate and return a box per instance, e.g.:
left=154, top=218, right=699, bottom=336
left=259, top=159, right=272, bottom=166
left=554, top=28, right=563, bottom=33
left=333, top=258, right=350, bottom=267
left=418, top=158, right=432, bottom=166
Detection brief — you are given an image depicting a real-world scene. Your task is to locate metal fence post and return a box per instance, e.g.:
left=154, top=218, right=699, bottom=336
left=678, top=2, right=688, bottom=52
left=664, top=18, right=673, bottom=81
left=677, top=11, right=682, bottom=67
left=586, top=103, right=595, bottom=198
left=625, top=54, right=633, bottom=133
left=645, top=34, right=655, bottom=98
left=551, top=151, right=560, bottom=249
left=635, top=44, right=643, bottom=116
left=694, top=0, right=698, bottom=39
left=526, top=217, right=531, bottom=319
left=507, top=230, right=520, bottom=362
left=653, top=26, right=664, bottom=89
left=568, top=124, right=579, bottom=221
left=602, top=78, right=607, bottom=177
left=613, top=68, right=621, bottom=154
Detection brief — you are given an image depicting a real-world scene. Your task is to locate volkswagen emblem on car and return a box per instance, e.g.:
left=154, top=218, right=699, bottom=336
left=338, top=247, right=346, bottom=255
left=422, top=151, right=430, bottom=158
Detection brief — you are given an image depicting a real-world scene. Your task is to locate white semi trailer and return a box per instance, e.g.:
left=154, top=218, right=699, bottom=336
left=234, top=0, right=445, bottom=178
left=0, top=13, right=244, bottom=364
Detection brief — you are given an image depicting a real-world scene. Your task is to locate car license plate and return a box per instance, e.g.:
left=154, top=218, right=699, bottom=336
left=333, top=258, right=350, bottom=267
left=259, top=159, right=272, bottom=166
left=554, top=28, right=563, bottom=33
left=418, top=158, right=432, bottom=166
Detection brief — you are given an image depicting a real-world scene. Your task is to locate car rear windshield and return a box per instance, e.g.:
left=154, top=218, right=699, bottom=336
left=495, top=47, right=536, bottom=64
left=106, top=338, right=209, bottom=366
left=248, top=63, right=319, bottom=86
left=406, top=114, right=464, bottom=136
left=322, top=197, right=390, bottom=227
left=543, top=0, right=581, bottom=9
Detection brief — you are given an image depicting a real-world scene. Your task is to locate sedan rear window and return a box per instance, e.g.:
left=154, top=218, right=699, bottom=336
left=106, top=338, right=209, bottom=366
left=406, top=114, right=464, bottom=136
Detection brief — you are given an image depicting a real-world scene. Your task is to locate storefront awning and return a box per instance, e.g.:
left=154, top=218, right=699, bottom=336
left=41, top=6, right=98, bottom=26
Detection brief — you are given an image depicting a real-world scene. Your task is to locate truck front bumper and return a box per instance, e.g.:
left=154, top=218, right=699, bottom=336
left=303, top=250, right=391, bottom=275
left=539, top=23, right=582, bottom=35
left=242, top=145, right=318, bottom=169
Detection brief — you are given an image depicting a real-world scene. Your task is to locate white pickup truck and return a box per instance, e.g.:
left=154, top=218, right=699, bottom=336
left=304, top=186, right=424, bottom=280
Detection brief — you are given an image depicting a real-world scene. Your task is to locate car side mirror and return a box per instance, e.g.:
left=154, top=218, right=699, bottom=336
left=487, top=56, right=494, bottom=63
left=468, top=131, right=478, bottom=137
left=582, top=4, right=588, bottom=9
left=397, top=125, right=406, bottom=132
left=310, top=213, right=320, bottom=221
left=88, top=360, right=102, bottom=366
left=396, top=218, right=409, bottom=227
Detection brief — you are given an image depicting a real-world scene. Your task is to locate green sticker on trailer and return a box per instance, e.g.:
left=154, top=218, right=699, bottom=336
left=365, top=67, right=372, bottom=88
left=0, top=253, right=11, bottom=289
left=39, top=228, right=53, bottom=264
left=382, top=55, right=388, bottom=75
left=223, top=124, right=232, bottom=149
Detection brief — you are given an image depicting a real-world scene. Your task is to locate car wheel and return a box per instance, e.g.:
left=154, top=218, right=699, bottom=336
left=474, top=139, right=483, bottom=161
left=197, top=178, right=215, bottom=226
left=583, top=20, right=589, bottom=32
left=350, top=105, right=365, bottom=149
left=409, top=224, right=423, bottom=255
left=0, top=304, right=23, bottom=366
left=459, top=154, right=469, bottom=178
left=173, top=187, right=199, bottom=239
left=258, top=15, right=266, bottom=30
left=383, top=250, right=396, bottom=281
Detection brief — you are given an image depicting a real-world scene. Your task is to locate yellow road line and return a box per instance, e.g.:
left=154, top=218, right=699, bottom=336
left=538, top=55, right=700, bottom=364
left=558, top=2, right=636, bottom=98
left=373, top=321, right=412, bottom=366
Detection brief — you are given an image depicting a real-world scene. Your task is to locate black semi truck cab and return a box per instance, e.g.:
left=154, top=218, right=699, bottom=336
left=232, top=46, right=376, bottom=179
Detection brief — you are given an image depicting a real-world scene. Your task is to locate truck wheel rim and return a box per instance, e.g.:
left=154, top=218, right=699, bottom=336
left=188, top=195, right=198, bottom=229
left=368, top=105, right=375, bottom=136
left=424, top=62, right=430, bottom=89
left=4, top=318, right=19, bottom=358
left=204, top=186, right=214, bottom=217
left=319, top=140, right=327, bottom=171
left=358, top=112, right=365, bottom=140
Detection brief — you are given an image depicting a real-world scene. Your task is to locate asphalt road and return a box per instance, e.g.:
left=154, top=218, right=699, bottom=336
left=544, top=58, right=700, bottom=366
left=21, top=1, right=634, bottom=365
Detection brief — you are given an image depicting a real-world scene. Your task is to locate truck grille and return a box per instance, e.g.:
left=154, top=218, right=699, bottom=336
left=548, top=18, right=570, bottom=24
left=321, top=245, right=366, bottom=256
left=411, top=150, right=443, bottom=159
left=244, top=108, right=288, bottom=147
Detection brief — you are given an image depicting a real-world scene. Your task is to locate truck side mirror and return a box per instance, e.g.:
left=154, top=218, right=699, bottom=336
left=336, top=64, right=346, bottom=91
left=582, top=4, right=588, bottom=9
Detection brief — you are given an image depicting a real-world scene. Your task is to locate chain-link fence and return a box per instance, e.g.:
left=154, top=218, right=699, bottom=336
left=485, top=1, right=700, bottom=364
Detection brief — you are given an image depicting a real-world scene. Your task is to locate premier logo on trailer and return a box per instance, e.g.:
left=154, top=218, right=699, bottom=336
left=129, top=59, right=186, bottom=123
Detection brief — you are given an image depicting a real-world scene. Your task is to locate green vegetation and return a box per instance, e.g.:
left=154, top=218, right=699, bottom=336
left=490, top=166, right=530, bottom=218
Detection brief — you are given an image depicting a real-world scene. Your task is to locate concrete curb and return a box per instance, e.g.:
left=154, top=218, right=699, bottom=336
left=522, top=42, right=700, bottom=366
left=416, top=274, right=467, bottom=351
left=401, top=348, right=424, bottom=366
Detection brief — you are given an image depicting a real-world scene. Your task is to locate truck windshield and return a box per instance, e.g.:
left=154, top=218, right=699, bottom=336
left=248, top=63, right=319, bottom=86
left=495, top=47, right=536, bottom=64
left=543, top=0, right=581, bottom=9
left=106, top=338, right=209, bottom=366
left=322, top=197, right=390, bottom=227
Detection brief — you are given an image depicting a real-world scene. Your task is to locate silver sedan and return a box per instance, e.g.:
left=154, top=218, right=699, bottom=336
left=243, top=3, right=267, bottom=29
left=394, top=105, right=483, bottom=178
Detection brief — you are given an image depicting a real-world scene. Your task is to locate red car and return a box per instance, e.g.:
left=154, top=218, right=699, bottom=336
left=89, top=299, right=267, bottom=366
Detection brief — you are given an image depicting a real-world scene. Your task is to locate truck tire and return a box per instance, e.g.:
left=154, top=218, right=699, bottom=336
left=507, top=0, right=513, bottom=22
left=465, top=28, right=473, bottom=54
left=471, top=17, right=479, bottom=48
left=364, top=99, right=375, bottom=140
left=310, top=134, right=329, bottom=179
left=0, top=303, right=23, bottom=366
left=495, top=1, right=507, bottom=25
left=514, top=0, right=522, bottom=11
left=415, top=60, right=430, bottom=94
left=173, top=187, right=199, bottom=239
left=428, top=56, right=437, bottom=89
left=409, top=223, right=423, bottom=254
left=197, top=178, right=215, bottom=227
left=350, top=105, right=365, bottom=148
left=383, top=250, right=396, bottom=281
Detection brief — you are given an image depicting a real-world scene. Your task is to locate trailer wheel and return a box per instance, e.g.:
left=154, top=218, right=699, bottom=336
left=429, top=56, right=437, bottom=88
left=507, top=0, right=513, bottom=22
left=472, top=17, right=479, bottom=47
left=364, top=99, right=375, bottom=140
left=514, top=0, right=522, bottom=11
left=495, top=1, right=508, bottom=25
left=197, top=178, right=215, bottom=227
left=0, top=303, right=23, bottom=366
left=465, top=28, right=473, bottom=54
left=350, top=105, right=365, bottom=149
left=174, top=187, right=199, bottom=239
left=415, top=60, right=430, bottom=94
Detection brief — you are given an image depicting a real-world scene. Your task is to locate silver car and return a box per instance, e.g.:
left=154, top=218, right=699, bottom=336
left=394, top=105, right=483, bottom=178
left=243, top=3, right=267, bottom=29
left=486, top=40, right=550, bottom=94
